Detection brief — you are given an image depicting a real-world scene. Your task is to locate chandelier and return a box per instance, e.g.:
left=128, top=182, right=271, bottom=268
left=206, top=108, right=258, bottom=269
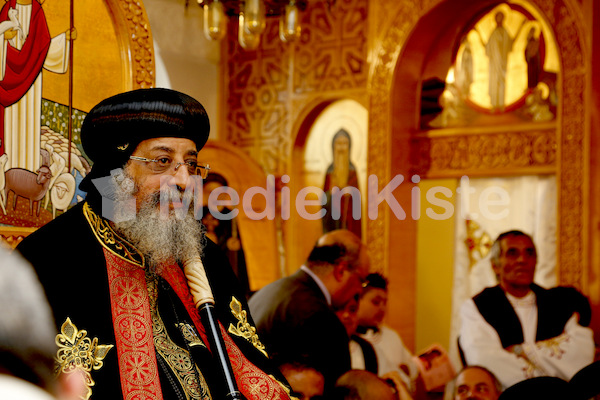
left=196, top=0, right=308, bottom=50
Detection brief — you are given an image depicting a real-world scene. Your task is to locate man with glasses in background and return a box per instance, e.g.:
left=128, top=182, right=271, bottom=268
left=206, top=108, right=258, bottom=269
left=17, top=88, right=291, bottom=400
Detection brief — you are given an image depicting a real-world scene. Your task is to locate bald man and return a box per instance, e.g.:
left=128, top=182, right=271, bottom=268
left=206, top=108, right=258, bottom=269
left=454, top=366, right=502, bottom=400
left=333, top=370, right=403, bottom=400
left=249, top=229, right=370, bottom=392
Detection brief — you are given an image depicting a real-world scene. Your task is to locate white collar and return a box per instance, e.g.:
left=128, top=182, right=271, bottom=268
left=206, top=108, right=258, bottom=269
left=300, top=265, right=332, bottom=305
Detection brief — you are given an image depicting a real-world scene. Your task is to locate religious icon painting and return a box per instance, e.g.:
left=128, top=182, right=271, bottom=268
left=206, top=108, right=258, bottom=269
left=0, top=0, right=151, bottom=242
left=421, top=2, right=558, bottom=129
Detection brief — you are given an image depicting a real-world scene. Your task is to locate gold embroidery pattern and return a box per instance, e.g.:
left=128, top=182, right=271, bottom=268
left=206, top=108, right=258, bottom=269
left=105, top=252, right=162, bottom=398
left=228, top=297, right=268, bottom=357
left=83, top=202, right=144, bottom=266
left=536, top=334, right=569, bottom=359
left=55, top=318, right=114, bottom=400
left=269, top=375, right=298, bottom=400
left=176, top=323, right=207, bottom=348
left=147, top=276, right=212, bottom=400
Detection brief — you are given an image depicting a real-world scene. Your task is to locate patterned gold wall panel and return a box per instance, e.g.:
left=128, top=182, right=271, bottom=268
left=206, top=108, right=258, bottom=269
left=293, top=0, right=368, bottom=93
left=223, top=0, right=368, bottom=175
left=224, top=21, right=292, bottom=173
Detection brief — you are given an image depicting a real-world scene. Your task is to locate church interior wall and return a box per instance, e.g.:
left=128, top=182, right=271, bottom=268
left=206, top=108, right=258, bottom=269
left=2, top=0, right=600, bottom=364
left=41, top=0, right=124, bottom=111
left=415, top=179, right=457, bottom=354
left=144, top=0, right=222, bottom=139
left=585, top=0, right=600, bottom=341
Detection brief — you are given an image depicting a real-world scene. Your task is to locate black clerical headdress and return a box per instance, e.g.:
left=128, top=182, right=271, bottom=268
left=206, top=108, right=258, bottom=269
left=79, top=88, right=210, bottom=191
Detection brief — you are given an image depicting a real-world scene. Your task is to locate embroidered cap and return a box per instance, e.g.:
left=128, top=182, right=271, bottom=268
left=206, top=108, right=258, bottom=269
left=80, top=88, right=210, bottom=191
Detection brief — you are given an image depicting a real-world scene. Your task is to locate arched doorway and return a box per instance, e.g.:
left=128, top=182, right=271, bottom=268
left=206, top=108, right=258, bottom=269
left=200, top=140, right=281, bottom=291
left=368, top=0, right=589, bottom=353
left=285, top=98, right=368, bottom=276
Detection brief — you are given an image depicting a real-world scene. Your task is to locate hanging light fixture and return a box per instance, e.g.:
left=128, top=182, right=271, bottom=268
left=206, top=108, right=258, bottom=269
left=198, top=0, right=307, bottom=50
left=242, top=0, right=266, bottom=35
left=238, top=12, right=261, bottom=50
left=279, top=0, right=301, bottom=42
left=202, top=0, right=226, bottom=40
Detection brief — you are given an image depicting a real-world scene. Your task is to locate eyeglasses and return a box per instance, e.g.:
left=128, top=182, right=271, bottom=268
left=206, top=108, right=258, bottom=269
left=347, top=266, right=369, bottom=287
left=129, top=156, right=211, bottom=178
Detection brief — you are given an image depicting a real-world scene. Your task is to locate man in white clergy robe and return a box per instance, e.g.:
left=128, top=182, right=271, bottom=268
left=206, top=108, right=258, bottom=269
left=0, top=0, right=73, bottom=171
left=458, top=230, right=594, bottom=389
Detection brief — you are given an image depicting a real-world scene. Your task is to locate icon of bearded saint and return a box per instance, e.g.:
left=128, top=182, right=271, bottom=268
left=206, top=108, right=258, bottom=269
left=322, top=129, right=362, bottom=238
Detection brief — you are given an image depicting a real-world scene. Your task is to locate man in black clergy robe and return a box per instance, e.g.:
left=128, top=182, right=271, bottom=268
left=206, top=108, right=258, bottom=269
left=17, top=88, right=292, bottom=400
left=249, top=229, right=370, bottom=393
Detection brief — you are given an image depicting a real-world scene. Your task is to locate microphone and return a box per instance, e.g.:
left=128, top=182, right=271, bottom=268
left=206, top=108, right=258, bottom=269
left=183, top=255, right=244, bottom=400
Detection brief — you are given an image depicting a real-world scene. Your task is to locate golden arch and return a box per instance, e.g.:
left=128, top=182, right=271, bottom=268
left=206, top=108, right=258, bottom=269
left=200, top=140, right=281, bottom=290
left=368, top=0, right=587, bottom=346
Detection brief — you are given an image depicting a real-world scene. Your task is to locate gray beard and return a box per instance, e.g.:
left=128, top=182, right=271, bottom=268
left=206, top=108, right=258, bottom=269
left=112, top=176, right=204, bottom=271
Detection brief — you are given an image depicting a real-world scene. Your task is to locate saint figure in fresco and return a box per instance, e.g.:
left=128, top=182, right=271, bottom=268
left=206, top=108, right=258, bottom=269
left=322, top=129, right=361, bottom=238
left=477, top=11, right=526, bottom=111
left=455, top=37, right=473, bottom=99
left=525, top=27, right=542, bottom=89
left=0, top=0, right=73, bottom=171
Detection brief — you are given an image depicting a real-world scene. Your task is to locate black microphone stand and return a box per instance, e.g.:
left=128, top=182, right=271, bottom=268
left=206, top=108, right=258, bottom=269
left=199, top=302, right=245, bottom=400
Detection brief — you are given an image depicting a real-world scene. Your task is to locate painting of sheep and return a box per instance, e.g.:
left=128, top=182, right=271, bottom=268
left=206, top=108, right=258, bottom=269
left=4, top=166, right=53, bottom=216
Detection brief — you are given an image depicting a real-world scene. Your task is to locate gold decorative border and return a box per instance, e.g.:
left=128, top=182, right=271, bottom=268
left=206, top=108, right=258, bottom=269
left=367, top=0, right=421, bottom=277
left=0, top=226, right=37, bottom=249
left=106, top=0, right=155, bottom=89
left=83, top=202, right=145, bottom=266
left=411, top=127, right=557, bottom=177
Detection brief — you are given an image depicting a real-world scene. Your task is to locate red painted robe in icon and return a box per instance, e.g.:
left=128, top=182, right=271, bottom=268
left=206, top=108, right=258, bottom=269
left=0, top=0, right=51, bottom=167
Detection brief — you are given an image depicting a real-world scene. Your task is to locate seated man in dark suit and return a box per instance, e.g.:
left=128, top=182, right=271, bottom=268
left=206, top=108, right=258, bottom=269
left=459, top=230, right=594, bottom=389
left=249, top=229, right=370, bottom=392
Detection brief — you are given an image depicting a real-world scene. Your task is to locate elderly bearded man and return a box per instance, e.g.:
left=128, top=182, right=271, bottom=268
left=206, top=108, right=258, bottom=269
left=17, top=89, right=292, bottom=400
